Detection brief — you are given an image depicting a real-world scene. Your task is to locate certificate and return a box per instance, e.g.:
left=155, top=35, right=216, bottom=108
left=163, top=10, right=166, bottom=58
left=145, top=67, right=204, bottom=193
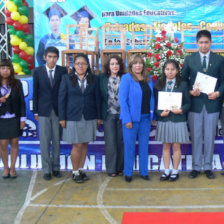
left=158, top=91, right=182, bottom=110
left=193, top=72, right=217, bottom=94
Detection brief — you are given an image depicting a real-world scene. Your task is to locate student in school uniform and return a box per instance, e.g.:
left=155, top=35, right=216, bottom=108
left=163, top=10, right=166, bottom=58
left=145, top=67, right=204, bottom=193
left=182, top=30, right=224, bottom=179
left=154, top=59, right=191, bottom=181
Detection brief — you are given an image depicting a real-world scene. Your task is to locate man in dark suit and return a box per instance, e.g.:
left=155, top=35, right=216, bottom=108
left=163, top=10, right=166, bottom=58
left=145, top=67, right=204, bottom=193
left=182, top=30, right=224, bottom=179
left=33, top=46, right=67, bottom=180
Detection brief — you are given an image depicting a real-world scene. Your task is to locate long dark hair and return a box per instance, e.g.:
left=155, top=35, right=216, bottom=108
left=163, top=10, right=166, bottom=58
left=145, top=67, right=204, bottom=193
left=104, top=54, right=125, bottom=77
left=0, top=59, right=19, bottom=90
left=69, top=53, right=94, bottom=86
left=154, top=59, right=181, bottom=90
left=128, top=54, right=149, bottom=83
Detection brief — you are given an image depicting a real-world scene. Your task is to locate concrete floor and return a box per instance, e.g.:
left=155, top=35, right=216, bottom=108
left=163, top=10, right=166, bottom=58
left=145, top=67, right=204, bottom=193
left=1, top=170, right=224, bottom=224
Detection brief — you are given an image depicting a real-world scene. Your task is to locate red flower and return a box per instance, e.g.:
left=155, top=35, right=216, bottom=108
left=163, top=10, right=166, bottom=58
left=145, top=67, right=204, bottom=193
left=180, top=63, right=183, bottom=67
left=147, top=52, right=153, bottom=58
left=154, top=54, right=161, bottom=60
left=161, top=30, right=166, bottom=36
left=166, top=42, right=171, bottom=47
left=152, top=75, right=158, bottom=82
left=178, top=44, right=183, bottom=49
left=162, top=36, right=166, bottom=40
left=147, top=67, right=152, bottom=72
left=154, top=62, right=160, bottom=68
left=156, top=37, right=161, bottom=42
left=167, top=50, right=173, bottom=57
left=174, top=37, right=179, bottom=43
left=176, top=50, right=182, bottom=56
left=155, top=43, right=161, bottom=49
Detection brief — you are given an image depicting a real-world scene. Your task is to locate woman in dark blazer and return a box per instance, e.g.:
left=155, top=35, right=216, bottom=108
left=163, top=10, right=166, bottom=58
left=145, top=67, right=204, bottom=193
left=119, top=54, right=155, bottom=182
left=0, top=59, right=26, bottom=178
left=58, top=53, right=101, bottom=183
left=99, top=55, right=124, bottom=177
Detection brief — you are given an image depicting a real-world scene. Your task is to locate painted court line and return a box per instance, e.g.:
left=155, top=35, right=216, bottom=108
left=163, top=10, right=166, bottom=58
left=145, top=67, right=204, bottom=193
left=106, top=187, right=224, bottom=191
left=28, top=203, right=224, bottom=209
left=14, top=170, right=37, bottom=224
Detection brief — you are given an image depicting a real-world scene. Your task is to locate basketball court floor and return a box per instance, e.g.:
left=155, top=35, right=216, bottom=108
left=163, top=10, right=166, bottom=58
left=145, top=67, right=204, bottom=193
left=1, top=170, right=224, bottom=224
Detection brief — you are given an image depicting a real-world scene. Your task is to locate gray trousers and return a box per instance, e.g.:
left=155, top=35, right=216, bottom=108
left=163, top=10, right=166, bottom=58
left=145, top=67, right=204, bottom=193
left=188, top=106, right=219, bottom=171
left=39, top=110, right=61, bottom=174
left=104, top=114, right=124, bottom=174
left=220, top=107, right=224, bottom=139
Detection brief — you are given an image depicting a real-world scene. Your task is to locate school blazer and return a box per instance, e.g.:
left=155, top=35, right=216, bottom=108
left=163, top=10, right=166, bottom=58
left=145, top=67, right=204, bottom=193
left=118, top=73, right=155, bottom=124
left=32, top=65, right=67, bottom=117
left=58, top=74, right=101, bottom=121
left=182, top=51, right=224, bottom=113
left=154, top=81, right=191, bottom=122
left=0, top=80, right=26, bottom=118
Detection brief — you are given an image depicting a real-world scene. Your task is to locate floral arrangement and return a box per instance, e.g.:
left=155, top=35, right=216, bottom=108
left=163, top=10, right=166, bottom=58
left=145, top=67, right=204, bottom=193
left=144, top=26, right=187, bottom=82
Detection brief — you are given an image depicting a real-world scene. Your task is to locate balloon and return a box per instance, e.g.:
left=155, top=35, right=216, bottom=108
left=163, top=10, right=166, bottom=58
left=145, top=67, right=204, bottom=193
left=19, top=15, right=28, bottom=24
left=23, top=68, right=31, bottom=74
left=7, top=2, right=18, bottom=12
left=13, top=63, right=22, bottom=73
left=6, top=17, right=14, bottom=25
left=11, top=54, right=21, bottom=63
left=10, top=35, right=22, bottom=46
left=13, top=21, right=22, bottom=30
left=4, top=9, right=11, bottom=17
left=9, top=26, right=16, bottom=35
left=13, top=0, right=23, bottom=6
left=18, top=5, right=28, bottom=16
left=19, top=59, right=28, bottom=68
left=13, top=46, right=21, bottom=54
left=26, top=55, right=34, bottom=64
left=25, top=47, right=34, bottom=56
left=21, top=24, right=30, bottom=33
left=19, top=41, right=28, bottom=50
left=19, top=51, right=28, bottom=60
left=28, top=63, right=34, bottom=70
left=18, top=72, right=25, bottom=75
left=23, top=34, right=34, bottom=46
left=16, top=30, right=25, bottom=39
left=22, top=2, right=29, bottom=7
left=11, top=11, right=21, bottom=21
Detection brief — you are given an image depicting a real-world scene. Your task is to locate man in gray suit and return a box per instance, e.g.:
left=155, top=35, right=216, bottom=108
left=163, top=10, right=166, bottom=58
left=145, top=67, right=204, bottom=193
left=33, top=47, right=67, bottom=180
left=182, top=30, right=224, bottom=179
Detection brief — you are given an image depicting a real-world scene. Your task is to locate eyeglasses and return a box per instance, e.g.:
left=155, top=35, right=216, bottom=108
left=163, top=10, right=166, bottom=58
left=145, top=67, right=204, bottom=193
left=74, top=63, right=88, bottom=67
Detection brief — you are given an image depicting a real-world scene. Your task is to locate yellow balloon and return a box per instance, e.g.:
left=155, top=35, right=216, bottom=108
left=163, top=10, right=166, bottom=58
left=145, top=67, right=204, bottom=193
left=19, top=15, right=28, bottom=25
left=10, top=35, right=22, bottom=46
left=13, top=63, right=22, bottom=74
left=18, top=72, right=25, bottom=75
left=25, top=47, right=34, bottom=56
left=11, top=11, right=21, bottom=21
left=19, top=42, right=28, bottom=51
left=7, top=2, right=17, bottom=12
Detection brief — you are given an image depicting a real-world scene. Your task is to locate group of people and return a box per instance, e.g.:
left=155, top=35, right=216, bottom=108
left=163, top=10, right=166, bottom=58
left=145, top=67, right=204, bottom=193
left=1, top=29, right=224, bottom=184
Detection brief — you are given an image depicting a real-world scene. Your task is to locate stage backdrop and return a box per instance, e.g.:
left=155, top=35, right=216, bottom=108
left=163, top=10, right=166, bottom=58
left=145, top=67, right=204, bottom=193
left=33, top=0, right=224, bottom=67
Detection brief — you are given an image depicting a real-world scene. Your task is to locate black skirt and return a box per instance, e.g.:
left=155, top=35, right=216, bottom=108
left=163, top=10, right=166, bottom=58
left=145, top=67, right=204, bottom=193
left=0, top=117, right=22, bottom=139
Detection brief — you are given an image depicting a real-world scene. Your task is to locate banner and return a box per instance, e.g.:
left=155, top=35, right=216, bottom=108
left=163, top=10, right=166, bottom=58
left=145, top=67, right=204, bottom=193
left=33, top=0, right=224, bottom=67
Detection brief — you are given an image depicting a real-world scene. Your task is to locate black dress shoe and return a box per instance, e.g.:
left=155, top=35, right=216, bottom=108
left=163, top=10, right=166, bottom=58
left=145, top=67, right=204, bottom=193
left=188, top=170, right=200, bottom=179
left=221, top=172, right=224, bottom=176
left=72, top=174, right=84, bottom=183
left=2, top=174, right=10, bottom=179
left=125, top=176, right=132, bottom=182
left=160, top=173, right=170, bottom=181
left=169, top=173, right=179, bottom=182
left=43, top=173, right=52, bottom=180
left=53, top=171, right=62, bottom=178
left=80, top=171, right=89, bottom=181
left=140, top=175, right=150, bottom=181
left=204, top=170, right=215, bottom=179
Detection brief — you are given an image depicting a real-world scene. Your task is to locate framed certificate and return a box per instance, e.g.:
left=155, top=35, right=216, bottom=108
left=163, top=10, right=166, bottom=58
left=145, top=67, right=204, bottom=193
left=158, top=91, right=182, bottom=110
left=193, top=72, right=217, bottom=94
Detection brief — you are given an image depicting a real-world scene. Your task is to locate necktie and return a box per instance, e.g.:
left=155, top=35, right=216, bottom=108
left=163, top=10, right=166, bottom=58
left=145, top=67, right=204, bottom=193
left=49, top=70, right=53, bottom=86
left=202, top=56, right=207, bottom=72
left=80, top=79, right=85, bottom=93
left=167, top=81, right=173, bottom=92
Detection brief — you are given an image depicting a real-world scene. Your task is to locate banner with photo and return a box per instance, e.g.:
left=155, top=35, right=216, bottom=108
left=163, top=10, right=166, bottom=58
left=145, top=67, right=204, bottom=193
left=33, top=0, right=224, bottom=67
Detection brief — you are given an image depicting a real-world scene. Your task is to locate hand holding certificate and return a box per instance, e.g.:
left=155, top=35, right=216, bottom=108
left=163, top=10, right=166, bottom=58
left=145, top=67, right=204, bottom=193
left=193, top=72, right=217, bottom=95
left=158, top=91, right=182, bottom=111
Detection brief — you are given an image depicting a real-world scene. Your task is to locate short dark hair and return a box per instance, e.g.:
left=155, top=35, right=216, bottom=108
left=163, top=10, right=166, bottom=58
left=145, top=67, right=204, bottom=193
left=44, top=46, right=59, bottom=57
left=196, top=30, right=212, bottom=42
left=104, top=54, right=125, bottom=77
